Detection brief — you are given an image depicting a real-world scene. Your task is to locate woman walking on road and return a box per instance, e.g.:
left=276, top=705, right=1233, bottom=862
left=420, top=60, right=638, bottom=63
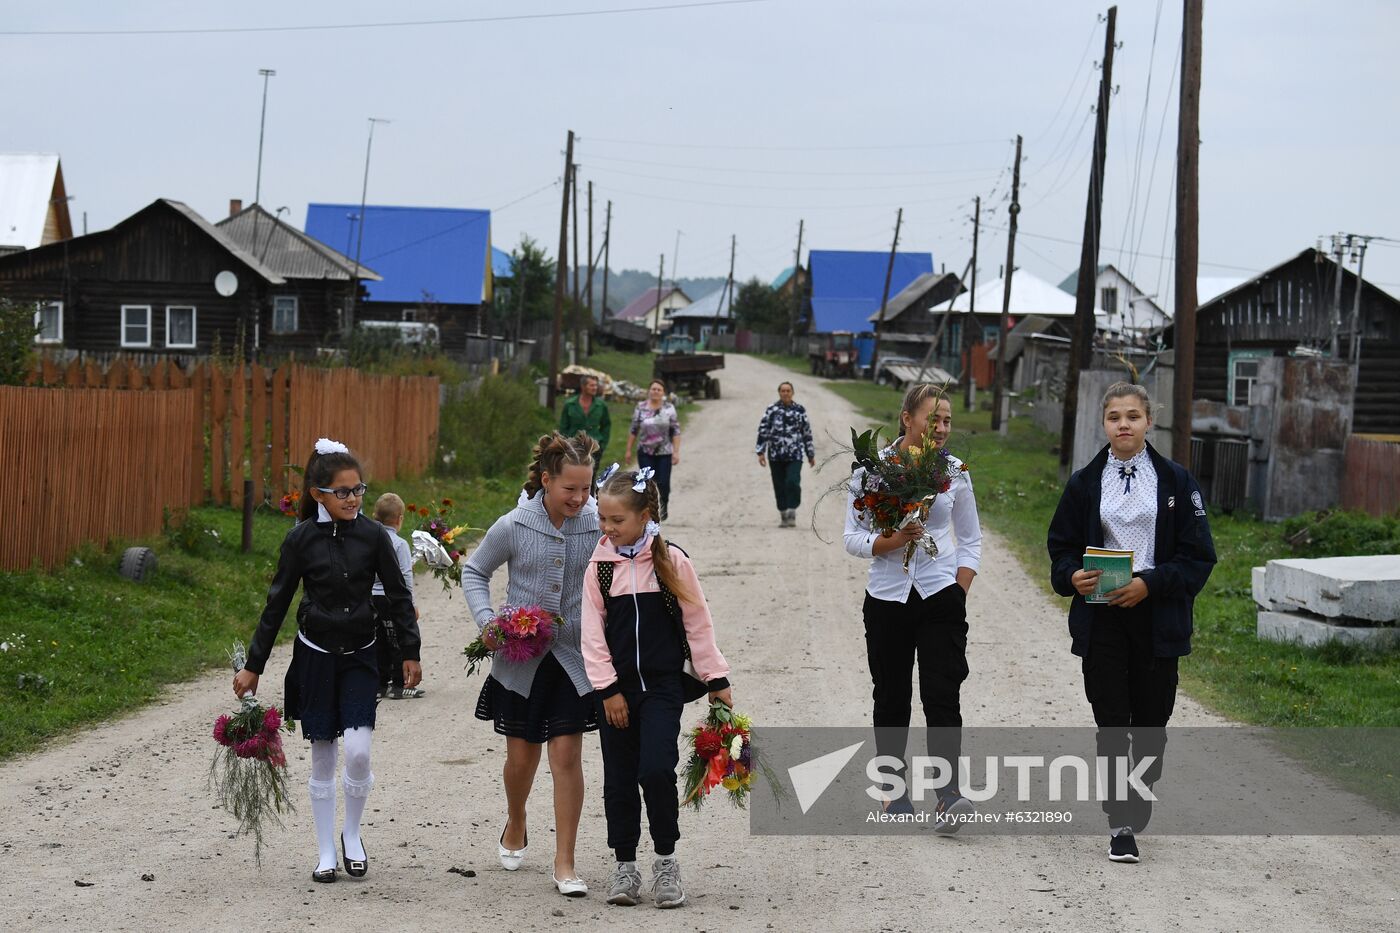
left=844, top=385, right=981, bottom=833
left=1047, top=382, right=1216, bottom=864
left=755, top=381, right=816, bottom=527
left=462, top=431, right=601, bottom=897
left=625, top=379, right=681, bottom=521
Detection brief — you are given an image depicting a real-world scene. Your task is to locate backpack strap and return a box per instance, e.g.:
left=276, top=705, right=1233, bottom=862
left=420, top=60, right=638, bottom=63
left=596, top=549, right=694, bottom=662
left=596, top=561, right=614, bottom=605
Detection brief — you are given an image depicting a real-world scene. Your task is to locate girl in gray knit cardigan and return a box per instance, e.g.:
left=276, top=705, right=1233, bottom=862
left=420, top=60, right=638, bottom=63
left=462, top=431, right=601, bottom=897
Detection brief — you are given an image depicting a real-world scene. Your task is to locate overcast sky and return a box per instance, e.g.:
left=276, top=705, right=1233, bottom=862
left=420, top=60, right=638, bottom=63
left=4, top=0, right=1399, bottom=303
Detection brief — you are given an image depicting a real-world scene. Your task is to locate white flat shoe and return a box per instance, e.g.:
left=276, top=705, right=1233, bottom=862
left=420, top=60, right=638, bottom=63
left=552, top=873, right=588, bottom=897
left=497, top=827, right=528, bottom=871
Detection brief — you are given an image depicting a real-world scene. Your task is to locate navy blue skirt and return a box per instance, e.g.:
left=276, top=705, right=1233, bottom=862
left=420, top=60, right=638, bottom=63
left=284, top=635, right=379, bottom=742
left=475, top=652, right=598, bottom=743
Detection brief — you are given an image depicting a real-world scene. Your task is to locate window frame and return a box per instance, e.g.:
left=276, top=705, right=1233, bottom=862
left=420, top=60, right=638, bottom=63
left=1227, top=349, right=1271, bottom=405
left=121, top=304, right=153, bottom=349
left=34, top=300, right=63, bottom=345
left=1101, top=286, right=1119, bottom=315
left=272, top=295, right=299, bottom=334
left=164, top=305, right=197, bottom=349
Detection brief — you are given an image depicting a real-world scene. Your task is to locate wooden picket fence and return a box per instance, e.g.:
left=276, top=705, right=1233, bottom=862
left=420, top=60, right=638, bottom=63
left=0, top=385, right=196, bottom=571
left=9, top=358, right=441, bottom=570
left=1341, top=435, right=1400, bottom=518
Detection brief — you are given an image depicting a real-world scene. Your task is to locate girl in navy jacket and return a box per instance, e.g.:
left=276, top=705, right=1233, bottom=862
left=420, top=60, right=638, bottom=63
left=1047, top=382, right=1216, bottom=864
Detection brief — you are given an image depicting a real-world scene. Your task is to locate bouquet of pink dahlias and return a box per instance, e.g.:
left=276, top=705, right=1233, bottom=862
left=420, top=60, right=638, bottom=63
left=210, top=644, right=295, bottom=864
left=463, top=604, right=564, bottom=677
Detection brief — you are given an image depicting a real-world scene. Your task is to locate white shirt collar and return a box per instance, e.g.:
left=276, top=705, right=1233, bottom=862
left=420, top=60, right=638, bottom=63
left=614, top=533, right=650, bottom=557
left=316, top=501, right=333, bottom=523
left=1109, top=445, right=1150, bottom=469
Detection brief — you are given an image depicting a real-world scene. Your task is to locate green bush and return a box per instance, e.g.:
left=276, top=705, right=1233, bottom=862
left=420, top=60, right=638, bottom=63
left=437, top=374, right=552, bottom=480
left=1280, top=510, right=1400, bottom=558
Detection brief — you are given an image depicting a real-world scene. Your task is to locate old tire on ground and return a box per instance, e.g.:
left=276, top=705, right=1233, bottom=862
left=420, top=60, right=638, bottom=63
left=708, top=378, right=721, bottom=399
left=118, top=546, right=158, bottom=583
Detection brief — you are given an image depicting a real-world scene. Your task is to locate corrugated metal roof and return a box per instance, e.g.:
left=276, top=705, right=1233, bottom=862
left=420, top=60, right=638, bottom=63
left=0, top=152, right=61, bottom=250
left=217, top=203, right=381, bottom=282
left=881, top=361, right=956, bottom=386
left=669, top=283, right=734, bottom=319
left=932, top=268, right=1090, bottom=317
left=304, top=203, right=491, bottom=305
left=616, top=285, right=688, bottom=321
left=771, top=266, right=795, bottom=290
left=160, top=199, right=285, bottom=285
left=809, top=249, right=934, bottom=332
left=868, top=271, right=962, bottom=323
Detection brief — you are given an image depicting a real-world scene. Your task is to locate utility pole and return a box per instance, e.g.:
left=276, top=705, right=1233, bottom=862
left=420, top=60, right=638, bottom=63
left=1350, top=236, right=1370, bottom=364
left=254, top=69, right=276, bottom=206
left=1329, top=234, right=1348, bottom=359
left=571, top=165, right=581, bottom=357
left=600, top=200, right=612, bottom=319
left=586, top=180, right=595, bottom=330
left=963, top=195, right=981, bottom=411
left=716, top=234, right=736, bottom=342
left=1170, top=0, right=1202, bottom=467
left=653, top=254, right=665, bottom=336
left=788, top=219, right=804, bottom=337
left=548, top=130, right=574, bottom=410
left=992, top=137, right=1022, bottom=432
left=1061, top=4, right=1118, bottom=471
left=870, top=207, right=903, bottom=382
left=347, top=116, right=389, bottom=337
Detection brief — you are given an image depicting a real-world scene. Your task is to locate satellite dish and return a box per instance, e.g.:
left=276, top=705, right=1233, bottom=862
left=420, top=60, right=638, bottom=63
left=214, top=270, right=238, bottom=297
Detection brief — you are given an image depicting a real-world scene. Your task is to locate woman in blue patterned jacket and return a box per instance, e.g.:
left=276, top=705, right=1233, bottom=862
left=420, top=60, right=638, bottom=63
left=755, top=381, right=816, bottom=527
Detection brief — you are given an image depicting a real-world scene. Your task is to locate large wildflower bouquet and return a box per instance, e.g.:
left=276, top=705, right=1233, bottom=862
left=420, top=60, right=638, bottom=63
left=408, top=498, right=481, bottom=593
left=680, top=701, right=784, bottom=811
left=463, top=604, right=564, bottom=678
left=849, top=426, right=966, bottom=572
left=210, top=645, right=295, bottom=865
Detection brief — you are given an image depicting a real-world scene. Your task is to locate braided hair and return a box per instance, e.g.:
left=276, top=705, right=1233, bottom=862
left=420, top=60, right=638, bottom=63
left=522, top=431, right=599, bottom=499
left=597, top=468, right=696, bottom=605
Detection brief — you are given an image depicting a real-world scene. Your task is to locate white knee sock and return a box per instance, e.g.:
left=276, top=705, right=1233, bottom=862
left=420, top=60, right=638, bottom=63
left=340, top=726, right=374, bottom=861
left=308, top=740, right=339, bottom=872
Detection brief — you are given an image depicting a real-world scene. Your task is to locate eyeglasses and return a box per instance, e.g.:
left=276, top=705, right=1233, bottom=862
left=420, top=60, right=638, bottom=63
left=316, top=484, right=367, bottom=499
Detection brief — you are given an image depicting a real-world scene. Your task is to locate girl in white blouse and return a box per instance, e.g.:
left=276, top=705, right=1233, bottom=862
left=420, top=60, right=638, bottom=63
left=844, top=384, right=982, bottom=833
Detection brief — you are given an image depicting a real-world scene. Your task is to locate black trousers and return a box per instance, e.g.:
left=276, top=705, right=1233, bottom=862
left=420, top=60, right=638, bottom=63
left=863, top=584, right=969, bottom=800
left=598, top=675, right=684, bottom=861
left=1082, top=601, right=1178, bottom=832
left=372, top=595, right=403, bottom=690
left=768, top=458, right=803, bottom=511
left=636, top=452, right=673, bottom=517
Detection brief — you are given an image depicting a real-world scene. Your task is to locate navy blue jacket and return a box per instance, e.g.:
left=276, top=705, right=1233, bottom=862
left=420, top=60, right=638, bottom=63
left=1047, top=442, right=1217, bottom=658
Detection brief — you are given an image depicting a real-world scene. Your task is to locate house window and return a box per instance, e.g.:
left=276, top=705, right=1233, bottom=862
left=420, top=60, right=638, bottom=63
left=121, top=305, right=152, bottom=348
left=165, top=306, right=196, bottom=348
left=1228, top=350, right=1270, bottom=405
left=34, top=301, right=62, bottom=344
left=982, top=324, right=1001, bottom=346
left=272, top=296, right=298, bottom=333
left=1101, top=286, right=1119, bottom=315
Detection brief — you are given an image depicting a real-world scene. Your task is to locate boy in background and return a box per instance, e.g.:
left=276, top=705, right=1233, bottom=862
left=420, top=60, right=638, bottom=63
left=373, top=493, right=423, bottom=699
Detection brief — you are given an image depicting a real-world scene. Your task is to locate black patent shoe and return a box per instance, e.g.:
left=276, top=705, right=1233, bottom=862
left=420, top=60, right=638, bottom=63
left=312, top=867, right=337, bottom=883
left=342, top=833, right=368, bottom=877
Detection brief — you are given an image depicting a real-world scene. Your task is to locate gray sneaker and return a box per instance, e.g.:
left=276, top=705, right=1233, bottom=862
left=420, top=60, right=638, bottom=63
left=650, top=856, right=685, bottom=908
left=606, top=862, right=643, bottom=906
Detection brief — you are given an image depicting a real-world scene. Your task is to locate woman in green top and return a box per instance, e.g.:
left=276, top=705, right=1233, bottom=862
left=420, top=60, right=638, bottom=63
left=559, top=375, right=611, bottom=467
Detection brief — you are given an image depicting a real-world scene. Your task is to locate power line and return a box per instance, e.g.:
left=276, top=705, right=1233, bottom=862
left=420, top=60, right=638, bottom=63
left=981, top=223, right=1262, bottom=273
left=590, top=182, right=971, bottom=212
left=586, top=164, right=1001, bottom=193
left=582, top=136, right=1010, bottom=153
left=578, top=152, right=1005, bottom=178
left=1030, top=15, right=1103, bottom=147
left=0, top=0, right=765, bottom=36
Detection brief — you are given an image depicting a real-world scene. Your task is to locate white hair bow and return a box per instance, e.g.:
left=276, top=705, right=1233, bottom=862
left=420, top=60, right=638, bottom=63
left=598, top=462, right=621, bottom=485
left=645, top=519, right=661, bottom=538
left=315, top=437, right=349, bottom=456
left=633, top=467, right=655, bottom=492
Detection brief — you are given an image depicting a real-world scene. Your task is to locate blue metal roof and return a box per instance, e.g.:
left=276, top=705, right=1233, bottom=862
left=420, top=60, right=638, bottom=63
left=304, top=203, right=491, bottom=305
left=808, top=249, right=934, bottom=332
left=491, top=246, right=514, bottom=279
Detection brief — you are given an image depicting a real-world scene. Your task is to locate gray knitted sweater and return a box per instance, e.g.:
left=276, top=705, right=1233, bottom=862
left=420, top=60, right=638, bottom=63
left=461, top=493, right=599, bottom=698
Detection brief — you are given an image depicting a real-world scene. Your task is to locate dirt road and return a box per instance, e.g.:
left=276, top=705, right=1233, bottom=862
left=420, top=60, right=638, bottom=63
left=1, top=354, right=1392, bottom=932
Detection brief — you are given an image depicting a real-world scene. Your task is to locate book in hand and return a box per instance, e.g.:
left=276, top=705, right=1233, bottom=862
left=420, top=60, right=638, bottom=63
left=1083, top=548, right=1133, bottom=603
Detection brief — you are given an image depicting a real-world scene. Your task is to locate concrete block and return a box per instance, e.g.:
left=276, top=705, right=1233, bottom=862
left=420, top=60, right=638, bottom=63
left=1257, top=555, right=1400, bottom=623
left=1256, top=609, right=1400, bottom=649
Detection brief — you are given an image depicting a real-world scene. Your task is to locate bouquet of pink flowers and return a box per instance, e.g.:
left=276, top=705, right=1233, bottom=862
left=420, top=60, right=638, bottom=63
left=210, top=644, right=295, bottom=864
left=463, top=604, right=564, bottom=677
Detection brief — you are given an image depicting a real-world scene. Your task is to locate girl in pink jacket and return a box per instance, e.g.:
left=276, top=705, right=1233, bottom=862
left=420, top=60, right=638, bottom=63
left=581, top=465, right=731, bottom=909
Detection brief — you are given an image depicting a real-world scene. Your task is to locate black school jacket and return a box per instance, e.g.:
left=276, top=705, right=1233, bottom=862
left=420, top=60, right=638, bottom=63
left=1046, top=442, right=1217, bottom=658
left=244, top=514, right=418, bottom=674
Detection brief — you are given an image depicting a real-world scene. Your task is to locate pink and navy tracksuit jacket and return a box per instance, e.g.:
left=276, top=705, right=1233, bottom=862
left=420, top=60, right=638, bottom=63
left=581, top=536, right=729, bottom=699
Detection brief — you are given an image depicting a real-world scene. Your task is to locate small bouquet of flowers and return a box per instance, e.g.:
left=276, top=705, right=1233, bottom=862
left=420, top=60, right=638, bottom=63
left=210, top=644, right=295, bottom=865
left=681, top=701, right=784, bottom=810
left=277, top=490, right=301, bottom=517
left=408, top=498, right=480, bottom=593
left=850, top=426, right=967, bottom=572
left=463, top=604, right=564, bottom=678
